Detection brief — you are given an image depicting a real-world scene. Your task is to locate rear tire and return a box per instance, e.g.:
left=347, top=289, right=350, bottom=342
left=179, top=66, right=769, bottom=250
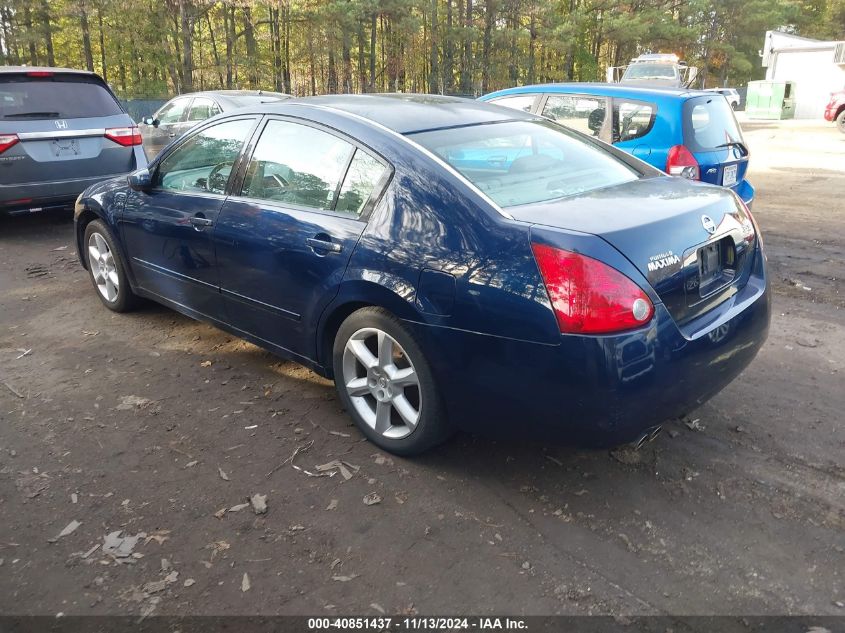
left=332, top=307, right=452, bottom=456
left=84, top=219, right=140, bottom=313
left=836, top=109, right=845, bottom=134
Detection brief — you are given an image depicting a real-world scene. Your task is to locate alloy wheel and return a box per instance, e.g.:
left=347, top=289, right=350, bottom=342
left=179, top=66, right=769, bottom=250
left=342, top=327, right=422, bottom=439
left=88, top=232, right=119, bottom=303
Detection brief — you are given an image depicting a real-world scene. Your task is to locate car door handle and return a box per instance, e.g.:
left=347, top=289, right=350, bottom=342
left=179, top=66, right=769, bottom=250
left=306, top=237, right=343, bottom=254
left=190, top=216, right=213, bottom=229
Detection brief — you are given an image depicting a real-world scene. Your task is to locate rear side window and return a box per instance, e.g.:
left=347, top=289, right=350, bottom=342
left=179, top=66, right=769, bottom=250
left=412, top=119, right=639, bottom=207
left=683, top=96, right=744, bottom=152
left=0, top=74, right=123, bottom=119
left=613, top=100, right=656, bottom=143
left=542, top=95, right=607, bottom=137
left=241, top=120, right=355, bottom=212
left=488, top=95, right=537, bottom=113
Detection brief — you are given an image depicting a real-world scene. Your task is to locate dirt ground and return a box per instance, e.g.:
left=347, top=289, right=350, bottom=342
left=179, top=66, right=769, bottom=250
left=0, top=120, right=843, bottom=617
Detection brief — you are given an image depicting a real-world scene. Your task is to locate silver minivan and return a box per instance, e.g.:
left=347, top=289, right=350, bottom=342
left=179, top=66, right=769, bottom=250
left=0, top=66, right=146, bottom=215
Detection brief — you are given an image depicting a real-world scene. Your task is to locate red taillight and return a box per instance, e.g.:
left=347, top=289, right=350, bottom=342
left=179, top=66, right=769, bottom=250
left=0, top=134, right=19, bottom=154
left=532, top=243, right=654, bottom=335
left=104, top=126, right=142, bottom=147
left=666, top=145, right=700, bottom=180
left=26, top=71, right=54, bottom=77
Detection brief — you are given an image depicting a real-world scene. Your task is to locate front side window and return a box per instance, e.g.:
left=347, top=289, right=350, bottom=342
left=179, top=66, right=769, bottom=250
left=157, top=97, right=190, bottom=124
left=241, top=120, right=356, bottom=211
left=187, top=97, right=220, bottom=122
left=155, top=118, right=255, bottom=194
left=542, top=95, right=607, bottom=137
left=613, top=100, right=656, bottom=143
left=412, top=119, right=639, bottom=207
left=489, top=94, right=537, bottom=113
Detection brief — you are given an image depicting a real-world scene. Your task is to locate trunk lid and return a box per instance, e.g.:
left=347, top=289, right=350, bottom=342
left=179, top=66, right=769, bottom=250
left=512, top=176, right=757, bottom=325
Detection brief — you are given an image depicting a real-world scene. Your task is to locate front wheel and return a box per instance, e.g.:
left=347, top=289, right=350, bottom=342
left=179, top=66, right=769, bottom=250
left=836, top=109, right=845, bottom=134
left=84, top=219, right=140, bottom=312
left=332, top=307, right=452, bottom=455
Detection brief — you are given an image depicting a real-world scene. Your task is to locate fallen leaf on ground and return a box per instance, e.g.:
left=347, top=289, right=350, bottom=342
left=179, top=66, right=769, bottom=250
left=57, top=520, right=81, bottom=538
left=241, top=573, right=251, bottom=592
left=218, top=467, right=230, bottom=481
left=183, top=579, right=195, bottom=588
left=250, top=493, right=268, bottom=514
left=142, top=580, right=167, bottom=595
left=332, top=574, right=358, bottom=582
left=103, top=531, right=142, bottom=557
left=116, top=395, right=153, bottom=411
left=229, top=502, right=250, bottom=513
left=326, top=499, right=338, bottom=511
left=363, top=492, right=382, bottom=506
left=200, top=360, right=213, bottom=367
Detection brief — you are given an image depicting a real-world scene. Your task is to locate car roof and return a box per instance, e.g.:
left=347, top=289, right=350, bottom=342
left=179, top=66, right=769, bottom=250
left=483, top=82, right=713, bottom=102
left=274, top=93, right=536, bottom=134
left=0, top=66, right=101, bottom=77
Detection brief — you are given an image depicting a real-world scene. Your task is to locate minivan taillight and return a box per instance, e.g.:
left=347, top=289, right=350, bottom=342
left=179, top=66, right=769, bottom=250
left=666, top=145, right=700, bottom=180
left=532, top=243, right=654, bottom=334
left=0, top=134, right=19, bottom=154
left=104, top=126, right=142, bottom=147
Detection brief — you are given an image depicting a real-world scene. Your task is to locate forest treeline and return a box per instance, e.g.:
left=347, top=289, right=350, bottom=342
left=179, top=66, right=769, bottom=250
left=0, top=0, right=843, bottom=99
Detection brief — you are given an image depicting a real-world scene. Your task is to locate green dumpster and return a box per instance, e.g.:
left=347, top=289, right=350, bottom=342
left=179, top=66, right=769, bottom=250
left=745, top=80, right=796, bottom=119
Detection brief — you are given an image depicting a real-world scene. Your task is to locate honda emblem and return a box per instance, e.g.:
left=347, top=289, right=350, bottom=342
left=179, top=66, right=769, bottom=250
left=54, top=119, right=68, bottom=130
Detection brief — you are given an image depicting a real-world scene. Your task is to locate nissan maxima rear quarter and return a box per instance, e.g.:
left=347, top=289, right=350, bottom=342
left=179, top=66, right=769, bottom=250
left=74, top=94, right=770, bottom=455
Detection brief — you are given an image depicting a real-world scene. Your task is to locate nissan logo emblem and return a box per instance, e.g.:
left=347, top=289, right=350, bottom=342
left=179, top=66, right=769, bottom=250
left=54, top=119, right=68, bottom=130
left=701, top=215, right=716, bottom=234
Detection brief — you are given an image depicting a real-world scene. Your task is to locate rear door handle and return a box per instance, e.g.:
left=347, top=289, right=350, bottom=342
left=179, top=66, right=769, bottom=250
left=190, top=216, right=213, bottom=229
left=306, top=237, right=343, bottom=254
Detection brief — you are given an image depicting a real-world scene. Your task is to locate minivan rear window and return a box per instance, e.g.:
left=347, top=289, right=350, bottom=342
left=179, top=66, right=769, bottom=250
left=411, top=119, right=639, bottom=207
left=0, top=74, right=123, bottom=120
left=683, top=96, right=744, bottom=152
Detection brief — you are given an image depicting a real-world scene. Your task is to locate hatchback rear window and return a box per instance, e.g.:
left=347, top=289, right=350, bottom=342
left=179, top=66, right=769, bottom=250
left=683, top=96, right=744, bottom=152
left=411, top=120, right=639, bottom=207
left=0, top=74, right=123, bottom=120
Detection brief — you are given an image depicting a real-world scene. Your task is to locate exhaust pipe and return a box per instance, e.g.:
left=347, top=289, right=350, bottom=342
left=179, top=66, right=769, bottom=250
left=632, top=425, right=663, bottom=450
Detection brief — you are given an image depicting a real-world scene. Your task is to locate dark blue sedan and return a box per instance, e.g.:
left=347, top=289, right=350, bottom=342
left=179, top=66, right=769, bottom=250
left=74, top=95, right=770, bottom=455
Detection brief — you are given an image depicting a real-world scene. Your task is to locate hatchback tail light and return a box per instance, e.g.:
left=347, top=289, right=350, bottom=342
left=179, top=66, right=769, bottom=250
left=0, top=134, right=19, bottom=154
left=104, top=126, right=142, bottom=147
left=666, top=145, right=700, bottom=180
left=531, top=243, right=654, bottom=334
left=26, top=71, right=54, bottom=77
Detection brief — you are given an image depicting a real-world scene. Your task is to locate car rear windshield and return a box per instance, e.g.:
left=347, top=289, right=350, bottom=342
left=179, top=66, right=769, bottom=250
left=0, top=74, right=123, bottom=119
left=683, top=95, right=745, bottom=152
left=410, top=119, right=639, bottom=207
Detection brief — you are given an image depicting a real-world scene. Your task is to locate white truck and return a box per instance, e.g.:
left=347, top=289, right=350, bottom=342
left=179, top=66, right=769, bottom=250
left=606, top=53, right=699, bottom=89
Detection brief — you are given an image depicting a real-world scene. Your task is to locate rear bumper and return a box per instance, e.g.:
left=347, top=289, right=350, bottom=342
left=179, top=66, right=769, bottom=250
left=1, top=172, right=129, bottom=214
left=732, top=179, right=755, bottom=207
left=415, top=247, right=770, bottom=447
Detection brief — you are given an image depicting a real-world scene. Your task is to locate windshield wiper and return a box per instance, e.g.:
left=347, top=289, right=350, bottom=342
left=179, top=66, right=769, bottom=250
left=3, top=111, right=61, bottom=118
left=716, top=141, right=749, bottom=156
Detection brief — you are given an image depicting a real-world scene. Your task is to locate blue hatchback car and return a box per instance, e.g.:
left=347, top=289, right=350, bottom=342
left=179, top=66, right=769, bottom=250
left=480, top=83, right=755, bottom=205
left=74, top=95, right=769, bottom=455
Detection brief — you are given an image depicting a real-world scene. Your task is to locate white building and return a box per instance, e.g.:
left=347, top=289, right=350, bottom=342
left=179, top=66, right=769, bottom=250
left=762, top=30, right=845, bottom=119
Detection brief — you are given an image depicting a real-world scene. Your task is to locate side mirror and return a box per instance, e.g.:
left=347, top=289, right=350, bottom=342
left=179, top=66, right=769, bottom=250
left=142, top=116, right=159, bottom=127
left=128, top=168, right=152, bottom=192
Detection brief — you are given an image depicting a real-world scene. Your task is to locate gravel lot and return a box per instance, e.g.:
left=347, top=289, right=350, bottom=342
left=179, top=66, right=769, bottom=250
left=0, top=120, right=843, bottom=617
